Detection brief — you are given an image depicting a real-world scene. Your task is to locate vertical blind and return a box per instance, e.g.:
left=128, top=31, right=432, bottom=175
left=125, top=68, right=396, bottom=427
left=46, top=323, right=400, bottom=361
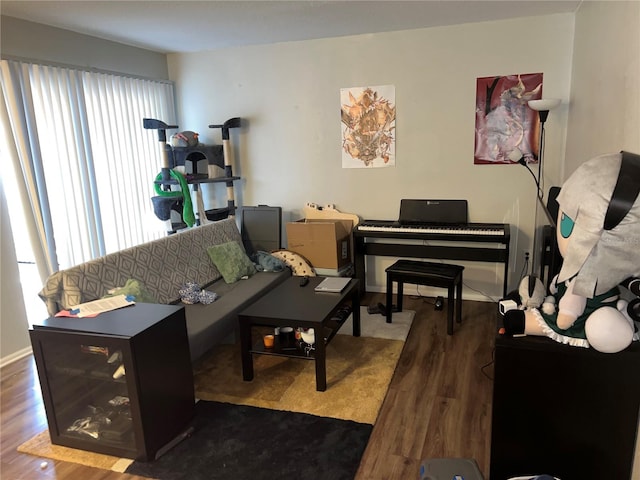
left=2, top=59, right=176, bottom=270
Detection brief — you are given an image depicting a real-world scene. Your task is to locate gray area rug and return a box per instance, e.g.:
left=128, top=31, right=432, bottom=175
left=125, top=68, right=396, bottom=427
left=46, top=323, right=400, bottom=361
left=339, top=306, right=415, bottom=341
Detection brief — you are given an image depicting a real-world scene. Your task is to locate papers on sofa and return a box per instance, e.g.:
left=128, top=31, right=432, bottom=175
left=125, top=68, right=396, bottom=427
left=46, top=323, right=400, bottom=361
left=69, top=294, right=135, bottom=317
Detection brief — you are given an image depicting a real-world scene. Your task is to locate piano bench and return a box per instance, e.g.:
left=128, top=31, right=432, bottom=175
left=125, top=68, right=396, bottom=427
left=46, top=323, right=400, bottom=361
left=385, top=260, right=464, bottom=335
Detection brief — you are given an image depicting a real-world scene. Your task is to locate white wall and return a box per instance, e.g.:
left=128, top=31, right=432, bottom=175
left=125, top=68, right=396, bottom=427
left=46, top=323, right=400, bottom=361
left=0, top=179, right=31, bottom=366
left=168, top=14, right=575, bottom=299
left=564, top=1, right=640, bottom=177
left=0, top=16, right=169, bottom=79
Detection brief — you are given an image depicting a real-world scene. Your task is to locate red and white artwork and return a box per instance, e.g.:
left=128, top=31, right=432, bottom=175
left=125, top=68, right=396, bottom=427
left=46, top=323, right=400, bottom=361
left=474, top=73, right=543, bottom=165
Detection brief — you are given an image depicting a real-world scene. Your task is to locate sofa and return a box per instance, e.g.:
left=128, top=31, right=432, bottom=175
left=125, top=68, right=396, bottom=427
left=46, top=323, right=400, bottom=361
left=39, top=218, right=291, bottom=361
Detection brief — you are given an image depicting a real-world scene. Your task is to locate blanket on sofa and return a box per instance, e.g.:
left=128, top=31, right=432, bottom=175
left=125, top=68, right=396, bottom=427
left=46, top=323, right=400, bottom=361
left=39, top=218, right=242, bottom=315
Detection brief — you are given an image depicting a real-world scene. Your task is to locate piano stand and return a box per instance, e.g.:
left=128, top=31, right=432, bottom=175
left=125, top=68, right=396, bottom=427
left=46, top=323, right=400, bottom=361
left=354, top=221, right=511, bottom=298
left=385, top=260, right=464, bottom=335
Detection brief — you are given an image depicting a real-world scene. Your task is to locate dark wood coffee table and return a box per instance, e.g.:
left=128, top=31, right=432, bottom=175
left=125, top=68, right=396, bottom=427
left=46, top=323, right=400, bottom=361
left=238, top=276, right=360, bottom=391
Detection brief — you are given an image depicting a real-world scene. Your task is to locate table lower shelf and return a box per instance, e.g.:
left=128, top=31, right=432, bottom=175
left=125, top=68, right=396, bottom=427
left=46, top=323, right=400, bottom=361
left=250, top=318, right=349, bottom=359
left=250, top=338, right=318, bottom=359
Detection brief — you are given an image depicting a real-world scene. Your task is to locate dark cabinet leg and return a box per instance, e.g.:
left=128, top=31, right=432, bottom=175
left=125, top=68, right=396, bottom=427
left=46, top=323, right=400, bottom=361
left=315, top=337, right=327, bottom=391
left=351, top=288, right=361, bottom=337
left=239, top=317, right=254, bottom=381
left=397, top=281, right=404, bottom=312
left=456, top=277, right=463, bottom=324
left=386, top=274, right=393, bottom=323
left=447, top=284, right=454, bottom=335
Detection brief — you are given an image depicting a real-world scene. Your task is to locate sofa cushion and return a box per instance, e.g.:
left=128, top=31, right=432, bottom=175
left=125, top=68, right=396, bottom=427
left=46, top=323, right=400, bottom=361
left=185, top=270, right=290, bottom=361
left=207, top=241, right=257, bottom=283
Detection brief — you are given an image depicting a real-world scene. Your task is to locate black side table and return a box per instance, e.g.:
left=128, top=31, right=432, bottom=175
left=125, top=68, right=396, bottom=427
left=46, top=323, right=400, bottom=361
left=490, top=332, right=640, bottom=479
left=30, top=303, right=195, bottom=460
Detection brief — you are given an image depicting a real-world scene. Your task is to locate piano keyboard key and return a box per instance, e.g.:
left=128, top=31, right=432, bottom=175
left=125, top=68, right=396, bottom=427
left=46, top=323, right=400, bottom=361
left=357, top=224, right=505, bottom=236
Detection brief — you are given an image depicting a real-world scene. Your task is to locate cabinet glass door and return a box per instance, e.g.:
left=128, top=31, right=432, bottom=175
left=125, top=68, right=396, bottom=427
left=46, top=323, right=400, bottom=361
left=36, top=332, right=135, bottom=453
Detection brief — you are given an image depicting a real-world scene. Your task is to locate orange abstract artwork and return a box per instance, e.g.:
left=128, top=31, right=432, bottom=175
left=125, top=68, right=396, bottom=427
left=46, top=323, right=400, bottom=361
left=341, top=85, right=396, bottom=168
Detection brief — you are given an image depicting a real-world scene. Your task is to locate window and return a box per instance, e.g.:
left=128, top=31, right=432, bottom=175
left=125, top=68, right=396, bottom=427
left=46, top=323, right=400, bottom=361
left=2, top=60, right=177, bottom=271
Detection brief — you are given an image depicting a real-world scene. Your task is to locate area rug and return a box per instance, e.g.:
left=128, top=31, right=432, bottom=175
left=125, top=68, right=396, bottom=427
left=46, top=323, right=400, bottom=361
left=192, top=308, right=414, bottom=424
left=125, top=400, right=372, bottom=480
left=19, top=401, right=371, bottom=479
left=17, top=430, right=133, bottom=472
left=17, top=309, right=413, bottom=475
left=340, top=306, right=415, bottom=341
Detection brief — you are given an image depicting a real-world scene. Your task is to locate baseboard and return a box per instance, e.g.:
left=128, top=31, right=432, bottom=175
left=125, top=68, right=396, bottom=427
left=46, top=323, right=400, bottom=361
left=0, top=346, right=33, bottom=369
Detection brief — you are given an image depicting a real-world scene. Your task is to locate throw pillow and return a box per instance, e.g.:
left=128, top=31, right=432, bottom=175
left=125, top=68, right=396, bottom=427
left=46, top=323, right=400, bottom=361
left=270, top=250, right=316, bottom=276
left=252, top=251, right=286, bottom=272
left=207, top=241, right=257, bottom=283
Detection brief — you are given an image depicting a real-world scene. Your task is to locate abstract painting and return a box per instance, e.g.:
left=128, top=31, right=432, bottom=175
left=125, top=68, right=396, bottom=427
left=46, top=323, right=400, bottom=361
left=474, top=73, right=543, bottom=164
left=341, top=85, right=396, bottom=168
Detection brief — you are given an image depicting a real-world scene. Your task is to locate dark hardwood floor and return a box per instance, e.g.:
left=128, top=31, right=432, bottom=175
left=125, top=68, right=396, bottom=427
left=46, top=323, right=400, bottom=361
left=0, top=292, right=497, bottom=479
left=355, top=293, right=496, bottom=479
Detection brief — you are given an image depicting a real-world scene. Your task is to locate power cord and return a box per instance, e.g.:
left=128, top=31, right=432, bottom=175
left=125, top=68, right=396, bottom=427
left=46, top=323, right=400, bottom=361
left=480, top=347, right=495, bottom=381
left=407, top=276, right=501, bottom=305
left=463, top=281, right=501, bottom=304
left=404, top=249, right=502, bottom=304
left=519, top=253, right=530, bottom=281
left=408, top=285, right=436, bottom=306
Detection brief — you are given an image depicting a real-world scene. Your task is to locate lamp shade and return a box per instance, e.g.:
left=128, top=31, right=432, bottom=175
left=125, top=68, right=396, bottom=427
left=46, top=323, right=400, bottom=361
left=508, top=148, right=524, bottom=163
left=528, top=98, right=561, bottom=111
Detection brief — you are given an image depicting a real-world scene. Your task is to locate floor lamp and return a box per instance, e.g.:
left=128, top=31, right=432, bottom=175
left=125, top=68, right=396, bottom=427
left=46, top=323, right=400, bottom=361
left=528, top=98, right=560, bottom=279
left=510, top=98, right=561, bottom=280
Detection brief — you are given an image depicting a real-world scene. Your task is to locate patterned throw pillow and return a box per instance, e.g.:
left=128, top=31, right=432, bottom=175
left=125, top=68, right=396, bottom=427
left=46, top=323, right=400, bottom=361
left=207, top=241, right=257, bottom=283
left=270, top=250, right=316, bottom=276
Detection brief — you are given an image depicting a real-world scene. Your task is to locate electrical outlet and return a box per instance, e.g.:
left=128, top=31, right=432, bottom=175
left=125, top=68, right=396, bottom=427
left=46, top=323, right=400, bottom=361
left=524, top=251, right=530, bottom=261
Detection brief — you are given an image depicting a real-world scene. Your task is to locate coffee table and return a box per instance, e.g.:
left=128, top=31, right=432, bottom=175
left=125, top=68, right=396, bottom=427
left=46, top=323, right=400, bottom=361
left=238, top=276, right=360, bottom=391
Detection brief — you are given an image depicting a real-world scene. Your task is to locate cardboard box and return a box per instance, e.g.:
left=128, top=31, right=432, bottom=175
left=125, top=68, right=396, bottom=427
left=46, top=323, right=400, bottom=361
left=286, top=219, right=352, bottom=269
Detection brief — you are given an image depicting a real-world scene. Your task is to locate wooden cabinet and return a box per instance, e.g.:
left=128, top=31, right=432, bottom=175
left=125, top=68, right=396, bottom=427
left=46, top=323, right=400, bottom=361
left=29, top=304, right=195, bottom=460
left=490, top=333, right=640, bottom=479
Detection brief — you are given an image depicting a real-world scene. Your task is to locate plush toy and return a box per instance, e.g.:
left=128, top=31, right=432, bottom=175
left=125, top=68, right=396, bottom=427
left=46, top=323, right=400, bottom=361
left=503, top=151, right=640, bottom=353
left=517, top=275, right=547, bottom=309
left=170, top=130, right=199, bottom=148
left=152, top=169, right=195, bottom=227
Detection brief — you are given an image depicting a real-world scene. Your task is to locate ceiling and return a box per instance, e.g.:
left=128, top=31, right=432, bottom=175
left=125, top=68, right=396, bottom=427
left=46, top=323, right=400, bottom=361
left=1, top=0, right=582, bottom=54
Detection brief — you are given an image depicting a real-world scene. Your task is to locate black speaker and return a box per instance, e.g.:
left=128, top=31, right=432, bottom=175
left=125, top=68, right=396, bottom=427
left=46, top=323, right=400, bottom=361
left=240, top=206, right=282, bottom=255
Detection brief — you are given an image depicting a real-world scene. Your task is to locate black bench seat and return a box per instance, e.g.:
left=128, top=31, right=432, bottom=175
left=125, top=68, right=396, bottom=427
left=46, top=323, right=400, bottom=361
left=385, top=260, right=464, bottom=335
